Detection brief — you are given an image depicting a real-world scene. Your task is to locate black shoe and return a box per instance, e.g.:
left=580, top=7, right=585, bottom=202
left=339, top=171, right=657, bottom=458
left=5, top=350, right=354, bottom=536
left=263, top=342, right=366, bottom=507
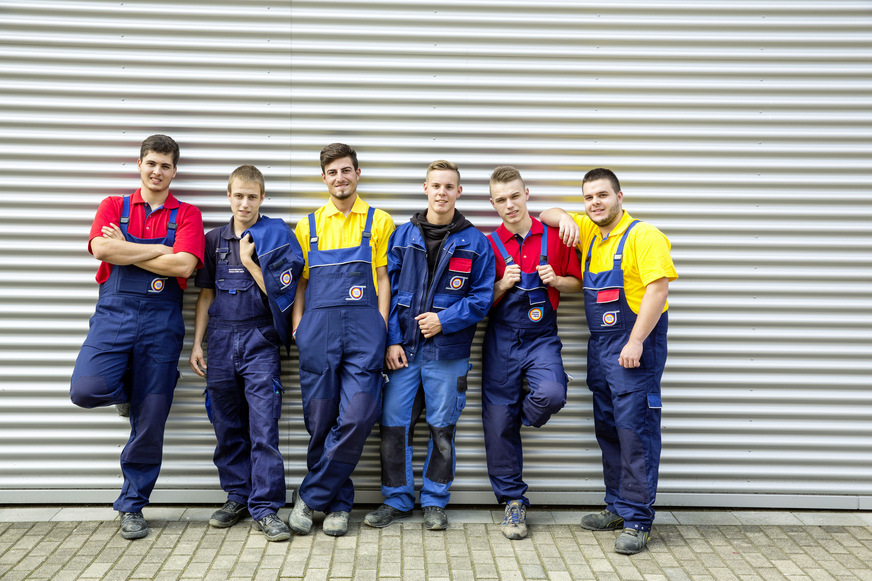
left=423, top=506, right=448, bottom=530
left=119, top=511, right=148, bottom=540
left=116, top=403, right=130, bottom=418
left=252, top=513, right=291, bottom=542
left=209, top=500, right=248, bottom=528
left=581, top=509, right=624, bottom=531
left=363, top=504, right=413, bottom=528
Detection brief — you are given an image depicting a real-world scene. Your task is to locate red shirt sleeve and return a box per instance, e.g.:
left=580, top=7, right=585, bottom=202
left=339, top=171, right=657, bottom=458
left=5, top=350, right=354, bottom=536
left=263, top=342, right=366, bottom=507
left=89, top=197, right=123, bottom=283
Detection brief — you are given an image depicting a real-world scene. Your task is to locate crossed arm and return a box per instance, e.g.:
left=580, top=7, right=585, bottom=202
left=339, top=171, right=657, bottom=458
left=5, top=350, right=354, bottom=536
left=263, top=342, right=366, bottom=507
left=92, top=222, right=198, bottom=279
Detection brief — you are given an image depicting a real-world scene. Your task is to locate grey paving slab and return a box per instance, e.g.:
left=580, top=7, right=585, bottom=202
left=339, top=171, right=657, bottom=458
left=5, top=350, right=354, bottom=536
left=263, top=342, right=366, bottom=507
left=793, top=512, right=868, bottom=526
left=672, top=511, right=743, bottom=526
left=0, top=508, right=60, bottom=523
left=50, top=507, right=118, bottom=522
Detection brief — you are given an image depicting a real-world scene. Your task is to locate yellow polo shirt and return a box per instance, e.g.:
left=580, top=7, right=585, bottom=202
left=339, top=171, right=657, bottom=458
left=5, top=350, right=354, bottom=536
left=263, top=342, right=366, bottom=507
left=570, top=210, right=678, bottom=314
left=295, top=196, right=395, bottom=292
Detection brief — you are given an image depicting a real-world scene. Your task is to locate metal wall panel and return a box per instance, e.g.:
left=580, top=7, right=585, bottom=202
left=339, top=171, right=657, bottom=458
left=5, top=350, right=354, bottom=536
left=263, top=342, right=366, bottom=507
left=1, top=0, right=871, bottom=509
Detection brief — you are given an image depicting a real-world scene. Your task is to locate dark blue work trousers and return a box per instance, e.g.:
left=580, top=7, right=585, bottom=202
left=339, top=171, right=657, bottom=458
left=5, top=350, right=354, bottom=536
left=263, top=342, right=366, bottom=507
left=206, top=319, right=284, bottom=521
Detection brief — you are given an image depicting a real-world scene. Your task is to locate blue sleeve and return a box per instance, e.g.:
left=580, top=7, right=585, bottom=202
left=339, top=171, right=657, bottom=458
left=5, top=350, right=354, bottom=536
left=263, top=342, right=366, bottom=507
left=386, top=228, right=405, bottom=346
left=437, top=233, right=495, bottom=335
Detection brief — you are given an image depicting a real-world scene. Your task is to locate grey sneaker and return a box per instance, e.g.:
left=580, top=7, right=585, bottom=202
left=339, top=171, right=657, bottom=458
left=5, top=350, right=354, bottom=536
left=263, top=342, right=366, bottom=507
left=116, top=403, right=130, bottom=417
left=209, top=500, right=248, bottom=528
left=364, top=504, right=413, bottom=528
left=581, top=509, right=624, bottom=531
left=422, top=506, right=448, bottom=530
left=323, top=511, right=350, bottom=536
left=119, top=511, right=148, bottom=540
left=288, top=489, right=313, bottom=535
left=252, top=513, right=290, bottom=542
left=501, top=500, right=527, bottom=540
left=614, top=528, right=650, bottom=554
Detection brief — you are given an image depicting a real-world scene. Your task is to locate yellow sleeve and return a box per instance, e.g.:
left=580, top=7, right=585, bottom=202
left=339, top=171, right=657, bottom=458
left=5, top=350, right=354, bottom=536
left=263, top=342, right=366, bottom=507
left=631, top=225, right=678, bottom=287
left=294, top=218, right=311, bottom=279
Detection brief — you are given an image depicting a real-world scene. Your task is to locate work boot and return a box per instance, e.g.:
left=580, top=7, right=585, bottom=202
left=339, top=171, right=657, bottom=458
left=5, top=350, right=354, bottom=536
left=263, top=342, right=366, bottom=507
left=614, top=528, right=650, bottom=554
left=288, top=489, right=313, bottom=535
left=119, top=511, right=148, bottom=540
left=364, top=504, right=413, bottom=528
left=116, top=403, right=130, bottom=418
left=581, top=509, right=624, bottom=531
left=209, top=500, right=248, bottom=528
left=252, top=513, right=290, bottom=542
left=501, top=500, right=527, bottom=540
left=422, top=506, right=448, bottom=530
left=323, top=511, right=350, bottom=536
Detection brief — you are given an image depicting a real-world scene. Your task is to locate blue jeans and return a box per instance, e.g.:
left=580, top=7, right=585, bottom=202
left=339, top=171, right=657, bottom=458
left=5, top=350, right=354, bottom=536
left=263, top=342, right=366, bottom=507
left=379, top=351, right=470, bottom=511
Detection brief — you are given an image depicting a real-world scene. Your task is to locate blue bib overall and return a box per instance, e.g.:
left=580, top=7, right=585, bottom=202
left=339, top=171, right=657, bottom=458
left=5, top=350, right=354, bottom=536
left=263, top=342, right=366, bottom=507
left=294, top=207, right=386, bottom=513
left=482, top=226, right=567, bottom=505
left=205, top=223, right=285, bottom=521
left=70, top=196, right=185, bottom=512
left=583, top=220, right=667, bottom=531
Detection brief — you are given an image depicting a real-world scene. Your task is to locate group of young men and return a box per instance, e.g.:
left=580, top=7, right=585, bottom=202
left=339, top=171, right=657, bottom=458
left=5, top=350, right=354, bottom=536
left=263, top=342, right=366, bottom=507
left=71, top=135, right=677, bottom=555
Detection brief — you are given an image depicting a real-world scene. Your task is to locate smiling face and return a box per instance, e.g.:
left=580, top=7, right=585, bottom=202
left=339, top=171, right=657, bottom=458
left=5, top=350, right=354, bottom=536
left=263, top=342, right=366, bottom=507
left=227, top=178, right=264, bottom=230
left=490, top=178, right=531, bottom=231
left=137, top=151, right=177, bottom=197
left=583, top=177, right=623, bottom=234
left=321, top=156, right=360, bottom=202
left=424, top=168, right=462, bottom=225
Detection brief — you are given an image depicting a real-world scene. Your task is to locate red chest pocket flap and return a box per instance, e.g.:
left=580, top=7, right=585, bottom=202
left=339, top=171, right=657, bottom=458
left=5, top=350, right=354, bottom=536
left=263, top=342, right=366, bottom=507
left=597, top=288, right=620, bottom=303
left=449, top=257, right=472, bottom=273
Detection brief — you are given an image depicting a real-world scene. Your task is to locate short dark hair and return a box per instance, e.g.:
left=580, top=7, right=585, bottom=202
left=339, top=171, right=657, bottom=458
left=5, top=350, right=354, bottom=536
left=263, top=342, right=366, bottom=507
left=583, top=168, right=621, bottom=193
left=228, top=165, right=265, bottom=197
left=320, top=143, right=358, bottom=172
left=140, top=134, right=180, bottom=166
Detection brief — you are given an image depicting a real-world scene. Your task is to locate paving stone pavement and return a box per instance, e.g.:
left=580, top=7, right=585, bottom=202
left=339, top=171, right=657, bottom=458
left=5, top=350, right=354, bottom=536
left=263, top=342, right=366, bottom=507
left=1, top=508, right=871, bottom=580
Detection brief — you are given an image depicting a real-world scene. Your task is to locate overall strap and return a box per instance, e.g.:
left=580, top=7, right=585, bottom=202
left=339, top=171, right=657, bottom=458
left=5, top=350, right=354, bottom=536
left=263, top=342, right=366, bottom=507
left=611, top=220, right=641, bottom=269
left=120, top=195, right=131, bottom=237
left=584, top=220, right=641, bottom=272
left=307, top=213, right=318, bottom=252
left=489, top=232, right=514, bottom=265
left=359, top=206, right=375, bottom=247
left=164, top=207, right=178, bottom=246
left=539, top=225, right=549, bottom=265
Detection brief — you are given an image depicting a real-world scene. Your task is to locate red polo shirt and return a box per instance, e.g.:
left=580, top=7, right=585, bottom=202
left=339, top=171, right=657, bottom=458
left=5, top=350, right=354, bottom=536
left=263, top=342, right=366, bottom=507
left=89, top=189, right=205, bottom=288
left=489, top=217, right=582, bottom=310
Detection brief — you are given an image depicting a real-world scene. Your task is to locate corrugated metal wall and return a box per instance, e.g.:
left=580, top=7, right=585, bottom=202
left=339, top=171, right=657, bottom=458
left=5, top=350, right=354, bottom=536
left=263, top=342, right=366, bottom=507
left=1, top=0, right=871, bottom=509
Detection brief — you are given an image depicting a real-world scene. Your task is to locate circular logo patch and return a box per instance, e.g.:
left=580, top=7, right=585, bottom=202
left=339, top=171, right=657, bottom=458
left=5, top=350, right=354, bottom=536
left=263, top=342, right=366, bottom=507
left=348, top=286, right=364, bottom=300
left=150, top=278, right=165, bottom=293
left=280, top=269, right=293, bottom=287
left=602, top=311, right=618, bottom=326
left=528, top=307, right=544, bottom=322
left=449, top=276, right=465, bottom=290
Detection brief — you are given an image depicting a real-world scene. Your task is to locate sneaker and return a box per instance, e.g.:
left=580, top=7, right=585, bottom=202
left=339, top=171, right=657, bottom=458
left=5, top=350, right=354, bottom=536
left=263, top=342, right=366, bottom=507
left=209, top=500, right=248, bottom=528
left=614, top=528, right=650, bottom=554
left=364, top=504, right=413, bottom=528
left=323, top=511, right=350, bottom=536
left=288, top=489, right=313, bottom=535
left=252, top=513, right=290, bottom=542
left=116, top=403, right=130, bottom=418
left=581, top=509, right=624, bottom=531
left=501, top=500, right=527, bottom=540
left=119, top=511, right=148, bottom=540
left=422, top=506, right=448, bottom=530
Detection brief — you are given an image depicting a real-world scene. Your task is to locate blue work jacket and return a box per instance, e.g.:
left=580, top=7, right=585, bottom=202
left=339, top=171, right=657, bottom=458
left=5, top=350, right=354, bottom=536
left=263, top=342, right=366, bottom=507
left=387, top=222, right=495, bottom=361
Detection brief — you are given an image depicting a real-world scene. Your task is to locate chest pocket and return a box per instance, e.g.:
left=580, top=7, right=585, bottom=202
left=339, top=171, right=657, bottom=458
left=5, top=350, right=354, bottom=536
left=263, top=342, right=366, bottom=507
left=215, top=277, right=255, bottom=293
